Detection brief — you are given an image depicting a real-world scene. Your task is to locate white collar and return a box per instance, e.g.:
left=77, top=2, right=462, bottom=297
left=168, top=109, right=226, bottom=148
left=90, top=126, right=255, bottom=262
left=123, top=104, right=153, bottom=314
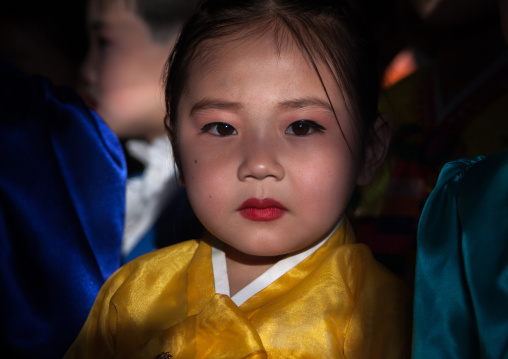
left=212, top=217, right=344, bottom=307
left=122, top=136, right=178, bottom=257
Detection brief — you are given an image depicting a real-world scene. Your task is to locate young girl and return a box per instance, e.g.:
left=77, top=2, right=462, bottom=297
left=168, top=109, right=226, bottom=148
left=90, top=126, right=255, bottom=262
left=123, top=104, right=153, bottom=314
left=65, top=0, right=411, bottom=357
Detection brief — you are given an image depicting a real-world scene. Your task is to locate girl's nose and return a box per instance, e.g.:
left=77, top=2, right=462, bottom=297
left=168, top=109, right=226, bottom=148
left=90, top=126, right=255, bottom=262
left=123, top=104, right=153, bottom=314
left=237, top=135, right=285, bottom=182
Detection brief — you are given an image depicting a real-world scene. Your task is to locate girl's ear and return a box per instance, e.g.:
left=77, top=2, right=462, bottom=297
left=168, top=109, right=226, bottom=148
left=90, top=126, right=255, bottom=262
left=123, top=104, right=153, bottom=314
left=356, top=113, right=392, bottom=186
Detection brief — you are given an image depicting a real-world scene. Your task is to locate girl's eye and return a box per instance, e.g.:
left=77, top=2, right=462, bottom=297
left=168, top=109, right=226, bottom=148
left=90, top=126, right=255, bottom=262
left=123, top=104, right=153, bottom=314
left=201, top=122, right=238, bottom=136
left=285, top=120, right=326, bottom=136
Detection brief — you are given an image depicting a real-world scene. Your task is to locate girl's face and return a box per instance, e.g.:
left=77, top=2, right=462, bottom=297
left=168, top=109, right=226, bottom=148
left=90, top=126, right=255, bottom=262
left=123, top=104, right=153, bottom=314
left=177, top=33, right=366, bottom=258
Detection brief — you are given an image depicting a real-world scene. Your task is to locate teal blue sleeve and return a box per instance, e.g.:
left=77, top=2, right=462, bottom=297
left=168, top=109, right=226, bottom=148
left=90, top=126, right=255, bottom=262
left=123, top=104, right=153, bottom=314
left=413, top=149, right=508, bottom=359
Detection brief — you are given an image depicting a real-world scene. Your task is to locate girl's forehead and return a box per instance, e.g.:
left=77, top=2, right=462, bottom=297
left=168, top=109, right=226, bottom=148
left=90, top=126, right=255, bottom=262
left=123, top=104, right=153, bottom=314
left=178, top=27, right=354, bottom=120
left=181, top=31, right=349, bottom=115
left=187, top=31, right=345, bottom=99
left=191, top=30, right=313, bottom=77
left=187, top=37, right=288, bottom=92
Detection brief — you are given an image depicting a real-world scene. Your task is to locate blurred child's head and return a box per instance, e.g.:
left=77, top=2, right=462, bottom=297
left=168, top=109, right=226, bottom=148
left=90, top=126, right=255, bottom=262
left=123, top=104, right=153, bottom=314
left=163, top=0, right=390, bottom=257
left=81, top=0, right=198, bottom=141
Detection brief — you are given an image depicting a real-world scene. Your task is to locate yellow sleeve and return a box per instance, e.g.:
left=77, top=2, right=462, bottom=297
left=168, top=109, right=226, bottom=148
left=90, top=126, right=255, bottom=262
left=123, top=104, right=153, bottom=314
left=64, top=263, right=134, bottom=358
left=64, top=241, right=199, bottom=358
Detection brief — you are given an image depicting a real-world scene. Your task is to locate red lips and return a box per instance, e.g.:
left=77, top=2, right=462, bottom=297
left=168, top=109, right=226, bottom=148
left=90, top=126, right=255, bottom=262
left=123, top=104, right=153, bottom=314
left=238, top=198, right=286, bottom=221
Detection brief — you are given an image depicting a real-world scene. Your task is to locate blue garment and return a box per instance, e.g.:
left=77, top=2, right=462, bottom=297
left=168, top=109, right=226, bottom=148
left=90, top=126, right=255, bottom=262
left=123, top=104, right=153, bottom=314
left=413, top=149, right=508, bottom=359
left=0, top=63, right=126, bottom=358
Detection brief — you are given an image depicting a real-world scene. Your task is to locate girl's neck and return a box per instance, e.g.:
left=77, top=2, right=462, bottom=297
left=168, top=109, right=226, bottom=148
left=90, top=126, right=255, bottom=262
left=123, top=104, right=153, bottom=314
left=219, top=219, right=343, bottom=297
left=223, top=244, right=284, bottom=297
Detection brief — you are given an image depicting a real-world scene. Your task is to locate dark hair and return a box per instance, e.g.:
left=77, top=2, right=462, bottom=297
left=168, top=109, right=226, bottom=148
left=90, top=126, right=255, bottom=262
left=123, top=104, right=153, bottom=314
left=164, top=0, right=380, bottom=172
left=131, top=0, right=201, bottom=41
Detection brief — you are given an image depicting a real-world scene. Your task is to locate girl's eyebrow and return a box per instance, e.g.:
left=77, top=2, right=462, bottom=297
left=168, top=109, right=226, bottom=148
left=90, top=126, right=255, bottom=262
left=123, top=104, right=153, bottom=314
left=278, top=97, right=333, bottom=112
left=189, top=96, right=333, bottom=115
left=190, top=97, right=333, bottom=116
left=190, top=98, right=242, bottom=115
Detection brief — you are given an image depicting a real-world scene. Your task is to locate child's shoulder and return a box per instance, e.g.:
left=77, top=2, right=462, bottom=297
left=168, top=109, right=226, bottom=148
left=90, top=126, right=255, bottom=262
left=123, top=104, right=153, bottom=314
left=125, top=239, right=200, bottom=272
left=323, top=220, right=406, bottom=290
left=105, top=239, right=201, bottom=293
left=322, top=231, right=408, bottom=294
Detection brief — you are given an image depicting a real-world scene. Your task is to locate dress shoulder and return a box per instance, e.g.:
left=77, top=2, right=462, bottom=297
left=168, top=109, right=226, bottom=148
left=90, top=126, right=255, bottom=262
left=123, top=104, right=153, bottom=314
left=64, top=239, right=201, bottom=358
left=110, top=239, right=201, bottom=286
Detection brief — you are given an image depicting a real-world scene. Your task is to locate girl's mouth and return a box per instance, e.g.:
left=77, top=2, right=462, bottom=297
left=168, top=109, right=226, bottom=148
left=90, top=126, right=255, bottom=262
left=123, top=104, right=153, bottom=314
left=238, top=198, right=287, bottom=222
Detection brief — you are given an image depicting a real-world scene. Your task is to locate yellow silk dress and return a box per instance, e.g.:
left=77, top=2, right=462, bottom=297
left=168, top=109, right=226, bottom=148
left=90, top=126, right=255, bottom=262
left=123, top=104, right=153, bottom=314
left=65, top=219, right=411, bottom=358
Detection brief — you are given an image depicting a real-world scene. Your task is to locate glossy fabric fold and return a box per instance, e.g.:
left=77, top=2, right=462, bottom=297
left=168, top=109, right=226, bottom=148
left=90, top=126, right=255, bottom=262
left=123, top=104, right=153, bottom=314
left=66, top=220, right=411, bottom=358
left=413, top=149, right=508, bottom=358
left=0, top=63, right=126, bottom=358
